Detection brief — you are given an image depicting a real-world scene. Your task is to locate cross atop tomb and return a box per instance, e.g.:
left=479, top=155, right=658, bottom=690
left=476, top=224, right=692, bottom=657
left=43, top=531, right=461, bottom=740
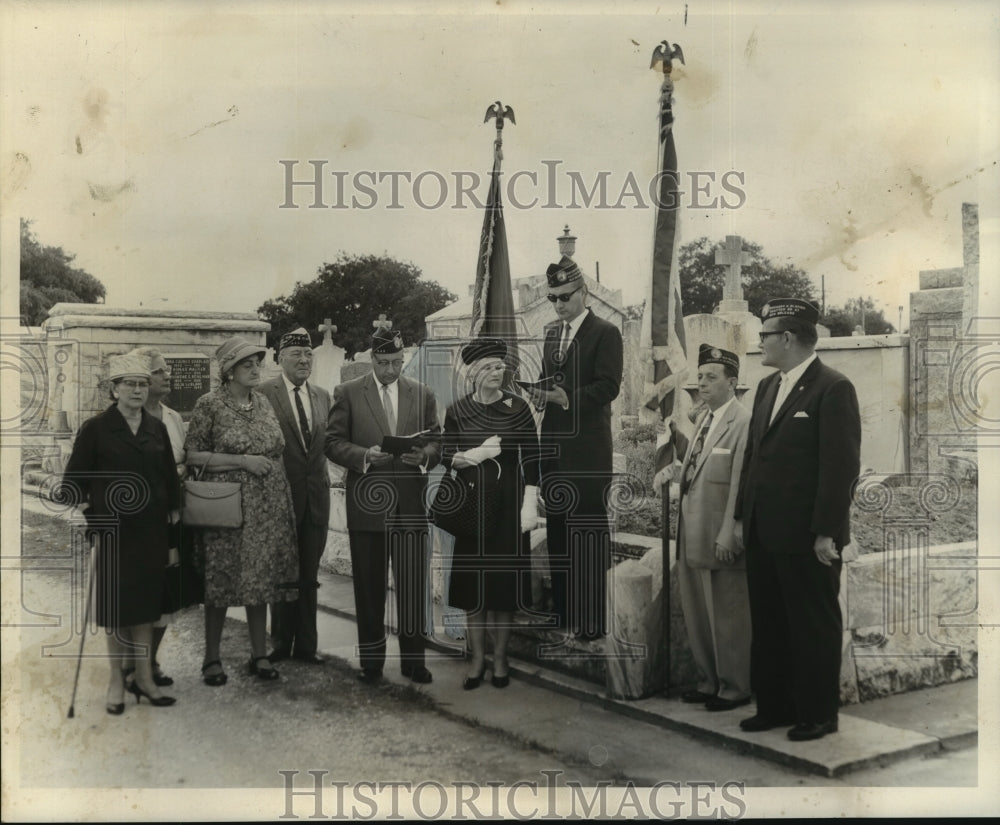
left=319, top=318, right=338, bottom=344
left=372, top=314, right=392, bottom=331
left=715, top=235, right=750, bottom=313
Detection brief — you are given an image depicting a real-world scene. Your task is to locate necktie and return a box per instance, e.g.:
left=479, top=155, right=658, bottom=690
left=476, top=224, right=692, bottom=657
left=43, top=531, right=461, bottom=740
left=559, top=322, right=571, bottom=357
left=680, top=411, right=713, bottom=496
left=381, top=383, right=396, bottom=435
left=769, top=375, right=787, bottom=425
left=293, top=386, right=311, bottom=446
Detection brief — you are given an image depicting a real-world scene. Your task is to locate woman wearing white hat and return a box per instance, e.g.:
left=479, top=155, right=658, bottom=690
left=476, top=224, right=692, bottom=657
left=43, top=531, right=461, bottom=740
left=62, top=353, right=181, bottom=714
left=185, top=337, right=299, bottom=685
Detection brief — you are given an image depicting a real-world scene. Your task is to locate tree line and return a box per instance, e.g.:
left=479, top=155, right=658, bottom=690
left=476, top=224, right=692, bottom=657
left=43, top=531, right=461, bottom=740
left=20, top=222, right=894, bottom=343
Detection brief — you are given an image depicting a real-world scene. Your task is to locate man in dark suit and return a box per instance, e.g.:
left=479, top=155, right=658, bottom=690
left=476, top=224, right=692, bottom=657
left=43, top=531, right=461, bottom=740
left=655, top=344, right=752, bottom=712
left=734, top=298, right=861, bottom=741
left=527, top=256, right=623, bottom=640
left=325, top=326, right=441, bottom=684
left=260, top=327, right=332, bottom=664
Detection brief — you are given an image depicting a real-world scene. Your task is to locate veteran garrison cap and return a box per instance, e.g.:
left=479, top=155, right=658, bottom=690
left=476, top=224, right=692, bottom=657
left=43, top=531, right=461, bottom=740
left=460, top=338, right=507, bottom=365
left=371, top=327, right=405, bottom=355
left=760, top=298, right=819, bottom=325
left=279, top=327, right=311, bottom=351
left=545, top=255, right=583, bottom=288
left=697, top=343, right=739, bottom=373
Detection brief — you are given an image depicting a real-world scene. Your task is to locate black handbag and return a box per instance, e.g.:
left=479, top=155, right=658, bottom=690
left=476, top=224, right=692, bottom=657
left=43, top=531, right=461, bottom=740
left=431, top=458, right=502, bottom=538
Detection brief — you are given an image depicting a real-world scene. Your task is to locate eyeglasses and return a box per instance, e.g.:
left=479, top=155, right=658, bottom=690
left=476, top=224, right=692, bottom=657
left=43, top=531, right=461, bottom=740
left=120, top=380, right=150, bottom=389
left=758, top=330, right=786, bottom=342
left=547, top=285, right=583, bottom=303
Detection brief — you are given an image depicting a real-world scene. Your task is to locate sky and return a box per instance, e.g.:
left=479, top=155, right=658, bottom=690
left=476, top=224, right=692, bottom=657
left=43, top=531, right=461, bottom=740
left=2, top=0, right=997, bottom=329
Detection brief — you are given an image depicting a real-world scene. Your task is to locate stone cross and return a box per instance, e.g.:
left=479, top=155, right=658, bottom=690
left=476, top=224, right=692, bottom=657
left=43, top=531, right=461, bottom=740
left=715, top=235, right=751, bottom=303
left=372, top=314, right=392, bottom=331
left=319, top=318, right=337, bottom=344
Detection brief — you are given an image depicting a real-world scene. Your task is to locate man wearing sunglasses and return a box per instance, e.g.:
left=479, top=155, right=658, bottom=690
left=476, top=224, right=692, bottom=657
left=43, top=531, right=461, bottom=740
left=526, top=255, right=623, bottom=641
left=733, top=298, right=861, bottom=742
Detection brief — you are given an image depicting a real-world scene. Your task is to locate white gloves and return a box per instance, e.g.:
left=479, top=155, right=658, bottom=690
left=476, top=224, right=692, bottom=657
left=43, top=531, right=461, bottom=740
left=520, top=484, right=539, bottom=532
left=653, top=460, right=682, bottom=496
left=456, top=435, right=502, bottom=466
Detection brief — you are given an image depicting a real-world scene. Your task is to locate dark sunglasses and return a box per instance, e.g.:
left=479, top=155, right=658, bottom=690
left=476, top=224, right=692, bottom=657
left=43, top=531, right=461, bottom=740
left=758, top=330, right=786, bottom=342
left=547, top=285, right=583, bottom=303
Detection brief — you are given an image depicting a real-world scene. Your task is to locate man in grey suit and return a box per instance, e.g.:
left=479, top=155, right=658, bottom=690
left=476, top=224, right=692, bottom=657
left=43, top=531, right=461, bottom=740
left=325, top=326, right=441, bottom=684
left=655, top=344, right=751, bottom=711
left=260, top=327, right=332, bottom=664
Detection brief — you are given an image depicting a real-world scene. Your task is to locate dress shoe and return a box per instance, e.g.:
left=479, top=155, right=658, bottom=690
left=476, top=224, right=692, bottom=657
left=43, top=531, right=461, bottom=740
left=681, top=689, right=716, bottom=704
left=106, top=702, right=125, bottom=715
left=401, top=665, right=433, bottom=684
left=201, top=659, right=228, bottom=687
left=491, top=673, right=510, bottom=689
left=267, top=648, right=291, bottom=663
left=740, top=713, right=795, bottom=732
left=291, top=652, right=325, bottom=665
left=248, top=656, right=280, bottom=681
left=787, top=720, right=838, bottom=741
left=126, top=681, right=176, bottom=707
left=463, top=665, right=486, bottom=691
left=357, top=669, right=383, bottom=685
left=705, top=696, right=751, bottom=712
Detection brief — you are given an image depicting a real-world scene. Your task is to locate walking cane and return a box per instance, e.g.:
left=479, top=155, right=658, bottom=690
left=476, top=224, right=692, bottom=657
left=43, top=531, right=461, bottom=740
left=67, top=533, right=98, bottom=719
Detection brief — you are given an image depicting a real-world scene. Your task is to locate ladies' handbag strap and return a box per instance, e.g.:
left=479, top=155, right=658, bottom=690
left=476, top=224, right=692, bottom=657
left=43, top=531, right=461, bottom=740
left=193, top=453, right=215, bottom=481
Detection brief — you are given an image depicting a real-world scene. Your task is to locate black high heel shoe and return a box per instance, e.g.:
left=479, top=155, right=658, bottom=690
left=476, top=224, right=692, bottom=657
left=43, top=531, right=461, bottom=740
left=106, top=702, right=125, bottom=715
left=126, top=680, right=176, bottom=707
left=463, top=664, right=486, bottom=691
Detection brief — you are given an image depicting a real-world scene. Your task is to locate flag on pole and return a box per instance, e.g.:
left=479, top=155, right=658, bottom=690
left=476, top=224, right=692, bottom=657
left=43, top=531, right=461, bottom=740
left=641, top=46, right=689, bottom=456
left=471, top=103, right=518, bottom=381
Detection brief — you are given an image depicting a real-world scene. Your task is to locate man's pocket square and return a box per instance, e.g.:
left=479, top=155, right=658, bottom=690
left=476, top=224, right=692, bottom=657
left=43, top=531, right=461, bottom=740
left=793, top=411, right=810, bottom=418
left=711, top=447, right=731, bottom=454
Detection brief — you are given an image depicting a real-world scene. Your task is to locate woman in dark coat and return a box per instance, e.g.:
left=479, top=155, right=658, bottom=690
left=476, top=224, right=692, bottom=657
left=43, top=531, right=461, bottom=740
left=441, top=339, right=540, bottom=689
left=62, top=354, right=181, bottom=714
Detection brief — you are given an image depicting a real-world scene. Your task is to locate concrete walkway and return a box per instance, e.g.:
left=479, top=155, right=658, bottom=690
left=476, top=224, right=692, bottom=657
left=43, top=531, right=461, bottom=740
left=313, top=568, right=977, bottom=783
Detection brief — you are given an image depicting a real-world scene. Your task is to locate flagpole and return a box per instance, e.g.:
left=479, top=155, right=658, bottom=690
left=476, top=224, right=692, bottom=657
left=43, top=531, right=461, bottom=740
left=471, top=101, right=518, bottom=386
left=642, top=40, right=686, bottom=697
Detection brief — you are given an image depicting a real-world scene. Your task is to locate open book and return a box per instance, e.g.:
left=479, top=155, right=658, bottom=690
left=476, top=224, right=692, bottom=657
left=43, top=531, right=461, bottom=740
left=514, top=376, right=557, bottom=391
left=381, top=429, right=434, bottom=457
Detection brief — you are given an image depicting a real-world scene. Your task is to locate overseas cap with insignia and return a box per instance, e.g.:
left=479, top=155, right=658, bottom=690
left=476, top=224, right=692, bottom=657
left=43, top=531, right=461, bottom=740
left=460, top=338, right=507, bottom=365
left=280, top=327, right=312, bottom=351
left=108, top=354, right=152, bottom=381
left=697, top=343, right=739, bottom=372
left=372, top=326, right=405, bottom=355
left=545, top=255, right=583, bottom=288
left=760, top=298, right=819, bottom=324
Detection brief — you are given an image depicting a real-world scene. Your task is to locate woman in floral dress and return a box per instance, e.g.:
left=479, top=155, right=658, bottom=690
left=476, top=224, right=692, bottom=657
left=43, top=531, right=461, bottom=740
left=185, top=337, right=299, bottom=684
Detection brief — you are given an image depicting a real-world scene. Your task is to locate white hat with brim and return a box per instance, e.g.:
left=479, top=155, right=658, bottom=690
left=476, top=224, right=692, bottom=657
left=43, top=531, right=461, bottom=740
left=108, top=354, right=152, bottom=381
left=216, top=337, right=268, bottom=375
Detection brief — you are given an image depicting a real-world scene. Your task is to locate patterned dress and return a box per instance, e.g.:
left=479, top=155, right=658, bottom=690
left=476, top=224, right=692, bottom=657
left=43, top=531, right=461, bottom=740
left=184, top=387, right=299, bottom=607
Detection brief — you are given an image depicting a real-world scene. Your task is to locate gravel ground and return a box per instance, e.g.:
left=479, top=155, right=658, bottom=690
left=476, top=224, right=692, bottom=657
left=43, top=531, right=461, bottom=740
left=10, top=511, right=608, bottom=792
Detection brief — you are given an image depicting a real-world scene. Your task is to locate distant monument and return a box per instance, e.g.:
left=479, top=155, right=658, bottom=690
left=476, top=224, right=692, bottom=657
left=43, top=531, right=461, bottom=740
left=682, top=234, right=760, bottom=393
left=311, top=318, right=345, bottom=394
